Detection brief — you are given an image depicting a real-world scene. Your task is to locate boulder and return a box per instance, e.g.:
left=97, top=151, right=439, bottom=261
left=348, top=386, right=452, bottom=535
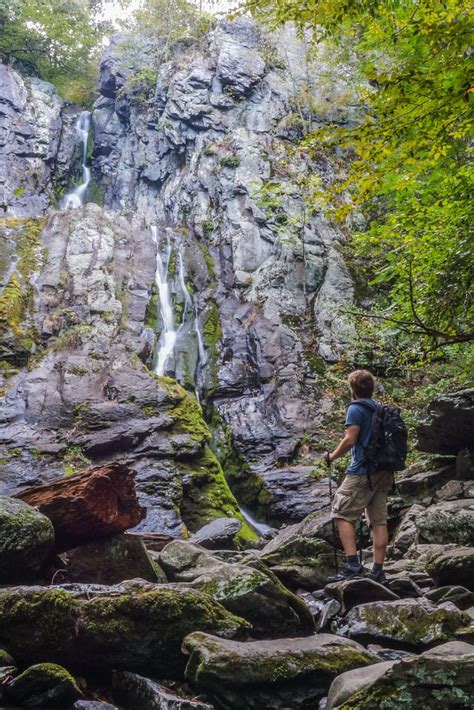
left=326, top=641, right=474, bottom=709
left=190, top=518, right=242, bottom=549
left=0, top=648, right=17, bottom=685
left=259, top=536, right=341, bottom=589
left=457, top=448, right=474, bottom=480
left=343, top=598, right=470, bottom=650
left=159, top=541, right=314, bottom=636
left=74, top=703, right=118, bottom=710
left=0, top=497, right=55, bottom=582
left=417, top=389, right=474, bottom=455
left=183, top=631, right=379, bottom=709
left=385, top=575, right=422, bottom=599
left=425, top=585, right=474, bottom=611
left=415, top=499, right=474, bottom=546
left=65, top=534, right=160, bottom=584
left=0, top=583, right=249, bottom=675
left=324, top=578, right=399, bottom=613
left=395, top=464, right=455, bottom=500
left=3, top=663, right=82, bottom=708
left=391, top=504, right=426, bottom=556
left=112, top=671, right=213, bottom=709
left=427, top=546, right=474, bottom=590
left=15, top=462, right=146, bottom=551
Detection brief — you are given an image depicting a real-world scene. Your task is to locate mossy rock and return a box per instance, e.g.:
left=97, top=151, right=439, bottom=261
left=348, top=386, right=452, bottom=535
left=0, top=496, right=55, bottom=583
left=181, top=448, right=257, bottom=545
left=344, top=598, right=470, bottom=650
left=0, top=583, right=249, bottom=676
left=160, top=541, right=314, bottom=637
left=65, top=534, right=160, bottom=584
left=259, top=537, right=342, bottom=590
left=183, top=631, right=379, bottom=708
left=328, top=641, right=474, bottom=709
left=4, top=662, right=82, bottom=708
left=426, top=547, right=474, bottom=591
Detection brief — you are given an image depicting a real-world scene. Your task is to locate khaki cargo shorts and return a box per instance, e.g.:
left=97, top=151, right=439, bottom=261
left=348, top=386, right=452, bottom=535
left=331, top=471, right=394, bottom=526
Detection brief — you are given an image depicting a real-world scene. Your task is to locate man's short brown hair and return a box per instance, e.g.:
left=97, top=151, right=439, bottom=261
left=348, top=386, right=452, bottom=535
left=348, top=369, right=375, bottom=398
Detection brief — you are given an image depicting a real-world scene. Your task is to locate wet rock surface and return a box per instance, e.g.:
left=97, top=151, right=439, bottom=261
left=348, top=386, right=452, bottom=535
left=417, top=389, right=474, bottom=455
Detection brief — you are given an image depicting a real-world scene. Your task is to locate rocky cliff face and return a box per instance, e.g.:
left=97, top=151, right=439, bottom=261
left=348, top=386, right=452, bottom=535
left=0, top=17, right=358, bottom=534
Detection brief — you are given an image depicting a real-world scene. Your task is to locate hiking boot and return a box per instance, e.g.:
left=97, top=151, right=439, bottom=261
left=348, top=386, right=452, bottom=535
left=367, top=568, right=389, bottom=586
left=327, top=563, right=366, bottom=583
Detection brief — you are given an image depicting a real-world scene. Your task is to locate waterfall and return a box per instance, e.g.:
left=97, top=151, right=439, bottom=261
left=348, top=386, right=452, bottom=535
left=151, top=226, right=177, bottom=377
left=151, top=225, right=207, bottom=388
left=239, top=506, right=273, bottom=536
left=61, top=111, right=91, bottom=210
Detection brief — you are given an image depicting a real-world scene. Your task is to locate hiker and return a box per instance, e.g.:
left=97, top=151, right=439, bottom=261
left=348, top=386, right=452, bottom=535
left=324, top=369, right=401, bottom=584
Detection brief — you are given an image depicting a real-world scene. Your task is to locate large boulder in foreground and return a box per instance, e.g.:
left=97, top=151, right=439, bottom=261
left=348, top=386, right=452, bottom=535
left=3, top=662, right=82, bottom=708
left=0, top=582, right=248, bottom=676
left=183, top=631, right=379, bottom=709
left=0, top=497, right=55, bottom=583
left=343, top=598, right=470, bottom=650
left=159, top=541, right=314, bottom=636
left=417, top=389, right=474, bottom=455
left=326, top=641, right=474, bottom=709
left=15, top=462, right=145, bottom=551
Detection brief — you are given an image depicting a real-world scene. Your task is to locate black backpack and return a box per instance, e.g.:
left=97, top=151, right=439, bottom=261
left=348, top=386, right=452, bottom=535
left=358, top=401, right=408, bottom=477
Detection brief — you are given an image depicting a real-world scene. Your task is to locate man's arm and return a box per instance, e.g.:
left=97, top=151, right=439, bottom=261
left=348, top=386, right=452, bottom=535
left=326, top=425, right=360, bottom=463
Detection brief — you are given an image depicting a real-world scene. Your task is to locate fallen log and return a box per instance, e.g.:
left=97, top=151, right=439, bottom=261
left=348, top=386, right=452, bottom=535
left=15, top=462, right=146, bottom=551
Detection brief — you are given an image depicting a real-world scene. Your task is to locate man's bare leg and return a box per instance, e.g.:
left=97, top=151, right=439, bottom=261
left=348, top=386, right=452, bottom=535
left=372, top=524, right=389, bottom=564
left=336, top=519, right=357, bottom=557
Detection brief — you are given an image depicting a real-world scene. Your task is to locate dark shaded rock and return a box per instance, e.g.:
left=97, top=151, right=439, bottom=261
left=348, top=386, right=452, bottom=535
left=343, top=598, right=470, bottom=650
left=4, top=662, right=82, bottom=708
left=396, top=463, right=455, bottom=500
left=457, top=448, right=474, bottom=480
left=159, top=541, right=314, bottom=636
left=318, top=599, right=342, bottom=632
left=16, top=463, right=146, bottom=551
left=112, top=671, right=213, bottom=709
left=74, top=703, right=118, bottom=710
left=65, top=533, right=160, bottom=584
left=0, top=583, right=249, bottom=675
left=385, top=576, right=422, bottom=599
left=324, top=578, right=399, bottom=613
left=0, top=496, right=54, bottom=582
left=326, top=641, right=474, bottom=709
left=190, top=518, right=242, bottom=549
left=427, top=547, right=474, bottom=590
left=183, top=631, right=379, bottom=709
left=425, top=585, right=474, bottom=611
left=417, top=389, right=474, bottom=455
left=242, top=467, right=332, bottom=525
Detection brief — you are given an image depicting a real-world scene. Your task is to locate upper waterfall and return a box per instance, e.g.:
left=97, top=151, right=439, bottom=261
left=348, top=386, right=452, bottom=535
left=61, top=111, right=91, bottom=210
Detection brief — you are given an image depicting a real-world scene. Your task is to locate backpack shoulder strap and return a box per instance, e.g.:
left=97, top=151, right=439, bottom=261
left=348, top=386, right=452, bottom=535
left=354, top=400, right=378, bottom=413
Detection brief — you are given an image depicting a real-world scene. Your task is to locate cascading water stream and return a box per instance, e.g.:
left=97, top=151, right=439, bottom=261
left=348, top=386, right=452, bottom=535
left=61, top=111, right=91, bottom=210
left=151, top=226, right=177, bottom=376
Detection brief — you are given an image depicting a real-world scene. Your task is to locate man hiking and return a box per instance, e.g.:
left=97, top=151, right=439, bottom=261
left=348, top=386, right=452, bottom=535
left=324, top=369, right=395, bottom=584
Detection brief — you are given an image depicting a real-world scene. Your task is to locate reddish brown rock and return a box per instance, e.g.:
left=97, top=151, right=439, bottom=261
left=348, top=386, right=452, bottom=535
left=15, top=462, right=145, bottom=551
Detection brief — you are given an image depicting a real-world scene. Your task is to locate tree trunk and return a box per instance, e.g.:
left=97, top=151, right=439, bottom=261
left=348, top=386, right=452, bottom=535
left=15, top=462, right=146, bottom=551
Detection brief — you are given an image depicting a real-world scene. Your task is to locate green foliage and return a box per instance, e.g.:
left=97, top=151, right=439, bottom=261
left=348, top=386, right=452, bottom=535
left=246, top=0, right=474, bottom=357
left=0, top=1, right=116, bottom=105
left=219, top=155, right=241, bottom=169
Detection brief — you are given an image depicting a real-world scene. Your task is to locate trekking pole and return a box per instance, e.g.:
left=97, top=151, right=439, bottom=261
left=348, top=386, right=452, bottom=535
left=326, top=456, right=339, bottom=574
left=358, top=518, right=364, bottom=566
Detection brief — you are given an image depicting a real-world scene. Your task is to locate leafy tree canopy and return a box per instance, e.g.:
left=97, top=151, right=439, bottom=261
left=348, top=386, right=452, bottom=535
left=0, top=0, right=121, bottom=104
left=245, top=0, right=474, bottom=358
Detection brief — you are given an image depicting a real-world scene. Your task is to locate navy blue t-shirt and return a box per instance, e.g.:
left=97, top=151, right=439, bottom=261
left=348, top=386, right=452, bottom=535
left=345, top=399, right=377, bottom=474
